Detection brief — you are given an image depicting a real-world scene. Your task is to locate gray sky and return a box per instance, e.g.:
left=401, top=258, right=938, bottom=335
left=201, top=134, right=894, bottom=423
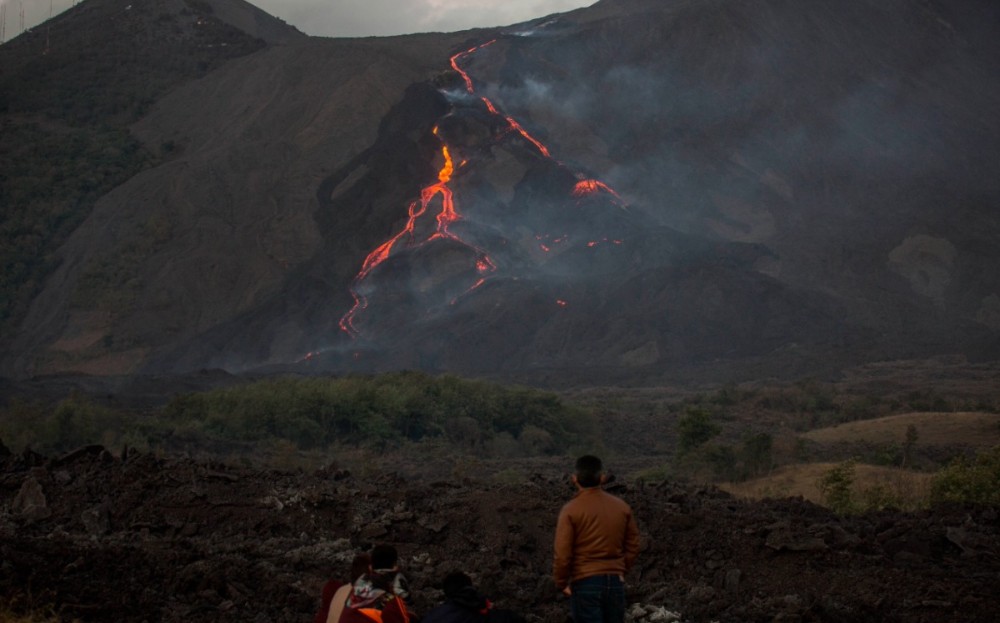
left=255, top=0, right=596, bottom=37
left=7, top=0, right=595, bottom=39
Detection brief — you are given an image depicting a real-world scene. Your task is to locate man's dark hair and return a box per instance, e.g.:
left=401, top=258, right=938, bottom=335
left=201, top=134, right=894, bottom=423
left=575, top=455, right=604, bottom=488
left=371, top=544, right=398, bottom=570
left=442, top=571, right=473, bottom=600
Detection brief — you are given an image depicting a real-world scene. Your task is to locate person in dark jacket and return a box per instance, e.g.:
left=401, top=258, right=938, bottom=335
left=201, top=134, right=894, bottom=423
left=422, top=572, right=523, bottom=623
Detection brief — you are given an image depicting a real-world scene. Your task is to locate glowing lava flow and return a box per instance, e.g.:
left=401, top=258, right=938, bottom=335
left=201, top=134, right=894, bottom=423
left=573, top=179, right=622, bottom=201
left=339, top=38, right=625, bottom=339
left=338, top=128, right=495, bottom=337
left=450, top=40, right=495, bottom=92
left=451, top=41, right=552, bottom=158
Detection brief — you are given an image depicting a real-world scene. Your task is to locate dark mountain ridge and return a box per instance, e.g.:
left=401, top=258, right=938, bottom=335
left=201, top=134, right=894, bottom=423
left=1, top=0, right=998, bottom=385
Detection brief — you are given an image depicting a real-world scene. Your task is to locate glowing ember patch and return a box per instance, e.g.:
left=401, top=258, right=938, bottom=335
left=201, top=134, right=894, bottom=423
left=573, top=179, right=622, bottom=200
left=556, top=300, right=568, bottom=307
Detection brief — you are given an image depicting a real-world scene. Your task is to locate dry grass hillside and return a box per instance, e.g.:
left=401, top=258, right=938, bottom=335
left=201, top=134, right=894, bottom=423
left=721, top=410, right=999, bottom=508
left=720, top=462, right=934, bottom=507
left=801, top=412, right=1000, bottom=447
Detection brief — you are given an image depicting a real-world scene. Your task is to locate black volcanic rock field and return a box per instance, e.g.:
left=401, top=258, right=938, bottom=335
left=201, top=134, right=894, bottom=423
left=3, top=446, right=999, bottom=623
left=0, top=0, right=997, bottom=384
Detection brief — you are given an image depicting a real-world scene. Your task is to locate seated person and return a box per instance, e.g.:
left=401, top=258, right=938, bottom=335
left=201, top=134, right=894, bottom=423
left=321, top=553, right=372, bottom=623
left=422, top=572, right=523, bottom=623
left=340, top=545, right=411, bottom=623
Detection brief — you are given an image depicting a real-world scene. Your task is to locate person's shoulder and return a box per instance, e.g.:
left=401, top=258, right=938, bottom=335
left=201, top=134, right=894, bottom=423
left=598, top=488, right=633, bottom=508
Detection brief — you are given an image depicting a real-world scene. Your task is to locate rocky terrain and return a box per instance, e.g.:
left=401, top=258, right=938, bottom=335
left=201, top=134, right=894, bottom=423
left=2, top=444, right=998, bottom=623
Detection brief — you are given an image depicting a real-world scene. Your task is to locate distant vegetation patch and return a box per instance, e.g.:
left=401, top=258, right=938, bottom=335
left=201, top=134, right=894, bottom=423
left=164, top=372, right=595, bottom=453
left=721, top=445, right=1000, bottom=513
left=0, top=372, right=597, bottom=459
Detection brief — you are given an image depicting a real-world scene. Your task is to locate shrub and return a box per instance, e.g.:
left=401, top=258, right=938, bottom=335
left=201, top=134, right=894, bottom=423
left=818, top=459, right=858, bottom=514
left=741, top=432, right=773, bottom=478
left=930, top=446, right=1000, bottom=506
left=859, top=482, right=902, bottom=512
left=705, top=443, right=738, bottom=481
left=676, top=407, right=720, bottom=455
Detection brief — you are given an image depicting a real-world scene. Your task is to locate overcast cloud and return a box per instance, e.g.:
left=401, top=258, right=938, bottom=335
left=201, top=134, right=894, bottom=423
left=254, top=0, right=595, bottom=37
left=8, top=0, right=595, bottom=39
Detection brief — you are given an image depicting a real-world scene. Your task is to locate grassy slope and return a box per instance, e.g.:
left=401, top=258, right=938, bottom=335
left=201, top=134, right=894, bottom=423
left=801, top=411, right=1000, bottom=447
left=719, top=462, right=934, bottom=506
left=721, top=411, right=1000, bottom=506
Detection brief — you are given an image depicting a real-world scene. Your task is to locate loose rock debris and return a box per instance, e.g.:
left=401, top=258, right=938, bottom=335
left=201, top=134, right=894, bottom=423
left=1, top=447, right=998, bottom=622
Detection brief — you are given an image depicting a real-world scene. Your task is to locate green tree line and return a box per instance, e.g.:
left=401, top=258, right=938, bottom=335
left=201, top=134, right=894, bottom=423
left=0, top=372, right=597, bottom=457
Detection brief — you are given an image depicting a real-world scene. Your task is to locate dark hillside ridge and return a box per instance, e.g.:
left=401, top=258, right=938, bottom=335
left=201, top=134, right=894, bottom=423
left=0, top=0, right=299, bottom=344
left=1, top=0, right=998, bottom=384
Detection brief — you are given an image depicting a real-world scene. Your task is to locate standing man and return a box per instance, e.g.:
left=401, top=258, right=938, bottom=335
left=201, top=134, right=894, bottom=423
left=554, top=455, right=641, bottom=623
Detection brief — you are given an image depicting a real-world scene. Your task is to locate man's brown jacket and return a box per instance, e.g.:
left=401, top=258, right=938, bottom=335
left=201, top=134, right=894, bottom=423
left=553, top=487, right=641, bottom=590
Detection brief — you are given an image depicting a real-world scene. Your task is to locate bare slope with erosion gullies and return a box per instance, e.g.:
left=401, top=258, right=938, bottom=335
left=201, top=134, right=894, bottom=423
left=0, top=0, right=301, bottom=369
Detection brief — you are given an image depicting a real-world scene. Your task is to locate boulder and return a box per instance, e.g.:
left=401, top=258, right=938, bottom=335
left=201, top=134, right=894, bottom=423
left=12, top=476, right=51, bottom=523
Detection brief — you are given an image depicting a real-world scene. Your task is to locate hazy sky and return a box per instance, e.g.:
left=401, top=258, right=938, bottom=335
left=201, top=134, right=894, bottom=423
left=7, top=0, right=596, bottom=39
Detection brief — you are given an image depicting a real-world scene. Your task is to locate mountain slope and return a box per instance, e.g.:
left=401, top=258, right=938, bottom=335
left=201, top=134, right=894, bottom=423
left=2, top=0, right=998, bottom=383
left=0, top=0, right=302, bottom=352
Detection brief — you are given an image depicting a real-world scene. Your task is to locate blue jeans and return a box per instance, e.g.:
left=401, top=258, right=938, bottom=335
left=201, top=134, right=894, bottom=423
left=570, top=575, right=626, bottom=623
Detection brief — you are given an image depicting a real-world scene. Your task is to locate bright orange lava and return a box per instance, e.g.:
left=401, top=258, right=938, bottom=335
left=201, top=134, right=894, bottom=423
left=573, top=179, right=622, bottom=201
left=450, top=40, right=496, bottom=93
left=338, top=38, right=626, bottom=339
left=339, top=127, right=496, bottom=336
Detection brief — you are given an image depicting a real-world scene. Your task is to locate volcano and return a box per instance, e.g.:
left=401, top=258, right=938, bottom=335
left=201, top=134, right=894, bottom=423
left=1, top=0, right=998, bottom=385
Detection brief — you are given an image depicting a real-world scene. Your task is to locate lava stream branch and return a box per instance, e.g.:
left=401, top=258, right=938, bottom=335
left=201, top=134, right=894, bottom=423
left=339, top=128, right=496, bottom=337
left=339, top=38, right=626, bottom=339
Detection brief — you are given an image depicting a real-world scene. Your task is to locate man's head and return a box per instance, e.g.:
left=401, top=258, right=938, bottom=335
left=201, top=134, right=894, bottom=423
left=574, top=455, right=605, bottom=488
left=371, top=544, right=399, bottom=570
